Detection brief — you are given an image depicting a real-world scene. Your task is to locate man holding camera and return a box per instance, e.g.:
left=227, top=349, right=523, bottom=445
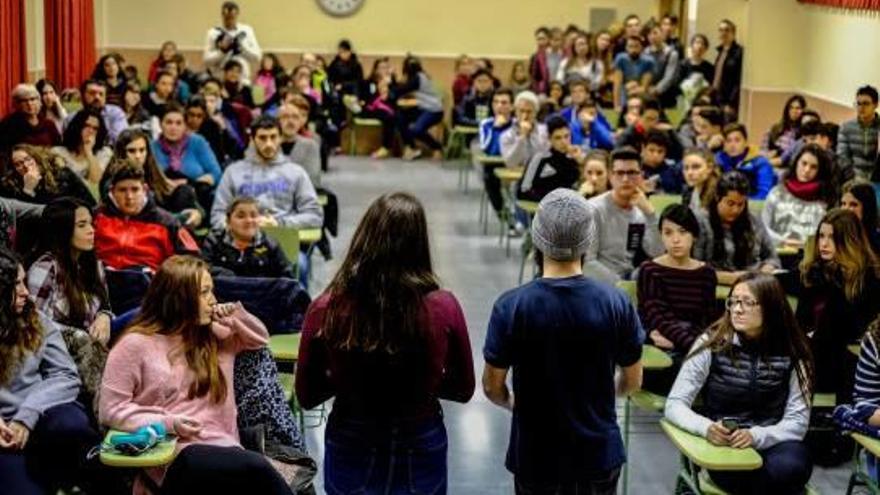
left=203, top=1, right=262, bottom=81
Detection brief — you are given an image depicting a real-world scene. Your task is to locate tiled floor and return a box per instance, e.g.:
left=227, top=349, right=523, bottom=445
left=302, top=155, right=853, bottom=494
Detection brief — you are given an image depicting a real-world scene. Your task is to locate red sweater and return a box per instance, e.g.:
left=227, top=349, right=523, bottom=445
left=295, top=290, right=475, bottom=420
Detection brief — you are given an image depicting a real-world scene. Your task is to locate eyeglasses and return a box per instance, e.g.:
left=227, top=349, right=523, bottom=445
left=11, top=156, right=35, bottom=168
left=725, top=298, right=759, bottom=311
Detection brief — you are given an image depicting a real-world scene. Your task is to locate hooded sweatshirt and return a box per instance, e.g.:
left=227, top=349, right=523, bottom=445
left=714, top=146, right=777, bottom=200
left=211, top=147, right=323, bottom=230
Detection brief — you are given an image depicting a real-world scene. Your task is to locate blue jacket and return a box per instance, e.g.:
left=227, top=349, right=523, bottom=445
left=644, top=160, right=684, bottom=195
left=560, top=106, right=614, bottom=151
left=151, top=133, right=222, bottom=185
left=714, top=148, right=777, bottom=200
left=479, top=117, right=513, bottom=156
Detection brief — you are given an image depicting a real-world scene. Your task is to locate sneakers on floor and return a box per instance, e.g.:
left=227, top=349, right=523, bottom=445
left=403, top=147, right=423, bottom=161
left=370, top=147, right=390, bottom=159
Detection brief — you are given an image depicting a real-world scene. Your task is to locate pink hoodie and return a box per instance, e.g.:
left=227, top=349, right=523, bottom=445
left=99, top=304, right=268, bottom=493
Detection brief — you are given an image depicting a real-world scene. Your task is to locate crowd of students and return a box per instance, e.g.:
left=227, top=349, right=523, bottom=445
left=2, top=2, right=880, bottom=494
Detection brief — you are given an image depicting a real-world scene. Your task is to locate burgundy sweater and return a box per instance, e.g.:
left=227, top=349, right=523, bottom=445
left=295, top=289, right=475, bottom=420
left=637, top=260, right=718, bottom=351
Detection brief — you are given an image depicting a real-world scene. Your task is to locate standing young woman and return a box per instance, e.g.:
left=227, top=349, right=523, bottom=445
left=27, top=198, right=111, bottom=407
left=681, top=148, right=720, bottom=215
left=797, top=208, right=880, bottom=400
left=665, top=273, right=814, bottom=494
left=296, top=192, right=475, bottom=494
left=100, top=255, right=292, bottom=495
left=0, top=247, right=119, bottom=495
left=762, top=144, right=836, bottom=249
left=840, top=179, right=880, bottom=252
left=694, top=171, right=780, bottom=285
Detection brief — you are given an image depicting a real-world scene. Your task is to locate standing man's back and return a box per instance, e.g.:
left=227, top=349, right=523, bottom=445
left=483, top=188, right=644, bottom=494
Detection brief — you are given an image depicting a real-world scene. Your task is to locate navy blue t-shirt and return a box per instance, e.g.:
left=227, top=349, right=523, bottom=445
left=483, top=275, right=644, bottom=483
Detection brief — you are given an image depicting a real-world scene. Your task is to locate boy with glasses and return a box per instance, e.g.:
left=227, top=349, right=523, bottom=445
left=837, top=85, right=880, bottom=181
left=584, top=146, right=663, bottom=283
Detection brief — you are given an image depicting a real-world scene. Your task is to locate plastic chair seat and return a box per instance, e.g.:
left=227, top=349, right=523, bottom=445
left=515, top=200, right=538, bottom=215
left=100, top=431, right=177, bottom=467
left=452, top=125, right=479, bottom=135
left=269, top=333, right=301, bottom=362
left=642, top=344, right=673, bottom=369
left=648, top=194, right=680, bottom=213
left=813, top=393, right=836, bottom=408
left=353, top=117, right=382, bottom=126
left=493, top=167, right=524, bottom=183
left=630, top=390, right=666, bottom=412
left=278, top=372, right=294, bottom=401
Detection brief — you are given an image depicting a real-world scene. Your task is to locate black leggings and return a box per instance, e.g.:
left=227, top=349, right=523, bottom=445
left=160, top=444, right=292, bottom=495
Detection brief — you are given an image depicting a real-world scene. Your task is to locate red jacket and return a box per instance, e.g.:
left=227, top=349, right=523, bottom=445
left=95, top=199, right=199, bottom=271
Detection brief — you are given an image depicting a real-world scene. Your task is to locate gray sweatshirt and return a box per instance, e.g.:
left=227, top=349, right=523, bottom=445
left=664, top=334, right=810, bottom=450
left=0, top=312, right=81, bottom=429
left=761, top=185, right=827, bottom=246
left=584, top=191, right=662, bottom=283
left=284, top=136, right=321, bottom=187
left=693, top=211, right=781, bottom=271
left=500, top=122, right=549, bottom=169
left=211, top=148, right=324, bottom=230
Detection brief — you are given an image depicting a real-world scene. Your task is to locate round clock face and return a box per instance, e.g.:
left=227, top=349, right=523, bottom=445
left=316, top=0, right=364, bottom=17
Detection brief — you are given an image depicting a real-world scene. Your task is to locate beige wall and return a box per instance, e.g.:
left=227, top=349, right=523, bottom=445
left=100, top=0, right=656, bottom=58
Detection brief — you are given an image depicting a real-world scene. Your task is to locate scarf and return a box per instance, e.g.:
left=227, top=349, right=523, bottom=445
left=784, top=178, right=822, bottom=202
left=158, top=133, right=191, bottom=173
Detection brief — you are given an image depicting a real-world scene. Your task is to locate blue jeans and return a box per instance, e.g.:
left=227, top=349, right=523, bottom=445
left=708, top=440, right=812, bottom=495
left=324, top=413, right=448, bottom=495
left=397, top=109, right=444, bottom=150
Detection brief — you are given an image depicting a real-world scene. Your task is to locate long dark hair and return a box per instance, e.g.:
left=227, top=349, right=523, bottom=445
left=709, top=171, right=755, bottom=268
left=111, top=129, right=173, bottom=201
left=34, top=198, right=108, bottom=326
left=693, top=272, right=814, bottom=398
left=842, top=180, right=879, bottom=237
left=91, top=53, right=125, bottom=82
left=321, top=192, right=439, bottom=354
left=787, top=143, right=838, bottom=205
left=778, top=94, right=806, bottom=132
left=62, top=107, right=108, bottom=155
left=0, top=248, right=42, bottom=386
left=127, top=256, right=226, bottom=403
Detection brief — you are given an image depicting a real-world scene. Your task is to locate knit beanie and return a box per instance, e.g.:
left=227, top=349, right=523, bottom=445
left=531, top=188, right=594, bottom=261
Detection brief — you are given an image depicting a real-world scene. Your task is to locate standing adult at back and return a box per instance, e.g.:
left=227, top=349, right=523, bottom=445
left=484, top=188, right=644, bottom=494
left=712, top=19, right=743, bottom=117
left=296, top=192, right=475, bottom=494
left=837, top=85, right=880, bottom=181
left=203, top=2, right=261, bottom=81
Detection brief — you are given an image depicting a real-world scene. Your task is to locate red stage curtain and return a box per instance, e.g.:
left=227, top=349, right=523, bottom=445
left=44, top=0, right=96, bottom=90
left=0, top=0, right=27, bottom=115
left=799, top=0, right=880, bottom=10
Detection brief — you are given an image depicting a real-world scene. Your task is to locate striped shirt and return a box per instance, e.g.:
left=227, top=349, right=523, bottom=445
left=637, top=260, right=718, bottom=351
left=854, top=332, right=880, bottom=407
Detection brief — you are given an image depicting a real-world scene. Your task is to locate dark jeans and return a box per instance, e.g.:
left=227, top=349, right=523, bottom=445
left=160, top=444, right=291, bottom=495
left=324, top=413, right=448, bottom=495
left=0, top=402, right=123, bottom=495
left=482, top=162, right=504, bottom=214
left=397, top=109, right=444, bottom=150
left=708, top=441, right=812, bottom=495
left=361, top=109, right=396, bottom=149
left=514, top=467, right=621, bottom=495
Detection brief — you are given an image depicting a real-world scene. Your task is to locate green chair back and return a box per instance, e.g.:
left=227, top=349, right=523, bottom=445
left=262, top=226, right=300, bottom=276
left=251, top=84, right=266, bottom=106
left=748, top=199, right=765, bottom=216
left=616, top=280, right=638, bottom=307
left=649, top=194, right=681, bottom=213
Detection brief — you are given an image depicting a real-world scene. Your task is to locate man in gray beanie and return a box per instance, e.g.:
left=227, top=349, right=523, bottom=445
left=483, top=188, right=644, bottom=495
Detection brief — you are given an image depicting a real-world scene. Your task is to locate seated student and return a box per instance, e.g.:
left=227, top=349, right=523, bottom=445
left=500, top=91, right=549, bottom=169
left=202, top=197, right=295, bottom=280
left=1, top=144, right=95, bottom=208
left=570, top=99, right=615, bottom=151
left=578, top=149, right=611, bottom=199
left=681, top=148, right=720, bottom=215
left=762, top=95, right=806, bottom=169
left=780, top=120, right=844, bottom=179
left=558, top=79, right=593, bottom=127
left=616, top=97, right=684, bottom=160
left=665, top=272, right=814, bottom=494
left=840, top=179, right=880, bottom=251
left=99, top=256, right=292, bottom=495
left=715, top=123, right=777, bottom=200
left=211, top=115, right=323, bottom=232
left=692, top=106, right=725, bottom=153
left=584, top=146, right=663, bottom=283
left=201, top=78, right=249, bottom=152
left=277, top=102, right=321, bottom=187
left=641, top=130, right=684, bottom=194
left=0, top=197, right=43, bottom=251
left=478, top=88, right=515, bottom=219
left=185, top=95, right=242, bottom=167
left=762, top=144, right=835, bottom=249
left=52, top=108, right=113, bottom=185
left=453, top=68, right=495, bottom=128
left=94, top=164, right=199, bottom=272
left=121, top=81, right=154, bottom=134
left=557, top=33, right=604, bottom=89
left=91, top=54, right=127, bottom=108
left=539, top=80, right=566, bottom=120
left=853, top=315, right=880, bottom=481
left=67, top=79, right=129, bottom=144
left=0, top=84, right=61, bottom=152
left=612, top=35, right=655, bottom=109
left=27, top=198, right=111, bottom=409
left=693, top=171, right=780, bottom=285
left=482, top=189, right=643, bottom=495
left=395, top=56, right=444, bottom=161
left=507, top=60, right=531, bottom=95
left=222, top=60, right=255, bottom=109
left=151, top=102, right=222, bottom=211
left=518, top=116, right=585, bottom=202
left=142, top=70, right=180, bottom=118
left=0, top=248, right=122, bottom=495
left=797, top=209, right=880, bottom=401
left=361, top=74, right=397, bottom=160
left=638, top=204, right=717, bottom=393
left=327, top=38, right=364, bottom=97
left=35, top=79, right=67, bottom=134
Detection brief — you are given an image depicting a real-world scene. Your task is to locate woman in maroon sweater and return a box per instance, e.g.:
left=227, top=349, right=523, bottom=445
left=296, top=192, right=475, bottom=495
left=637, top=204, right=718, bottom=393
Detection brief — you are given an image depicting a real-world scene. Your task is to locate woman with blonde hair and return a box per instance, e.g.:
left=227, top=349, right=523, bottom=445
left=1, top=144, right=94, bottom=207
left=797, top=208, right=880, bottom=401
left=99, top=255, right=291, bottom=494
left=681, top=147, right=720, bottom=214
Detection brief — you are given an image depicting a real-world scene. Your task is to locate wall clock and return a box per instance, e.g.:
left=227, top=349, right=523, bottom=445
left=316, top=0, right=364, bottom=17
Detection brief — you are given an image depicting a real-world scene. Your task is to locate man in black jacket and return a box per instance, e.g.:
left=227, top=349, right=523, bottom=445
left=713, top=19, right=744, bottom=118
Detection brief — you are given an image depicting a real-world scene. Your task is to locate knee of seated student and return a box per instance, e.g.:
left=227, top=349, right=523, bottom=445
left=761, top=441, right=812, bottom=483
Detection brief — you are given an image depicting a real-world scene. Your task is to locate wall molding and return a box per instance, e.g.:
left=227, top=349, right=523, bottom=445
left=743, top=85, right=853, bottom=109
